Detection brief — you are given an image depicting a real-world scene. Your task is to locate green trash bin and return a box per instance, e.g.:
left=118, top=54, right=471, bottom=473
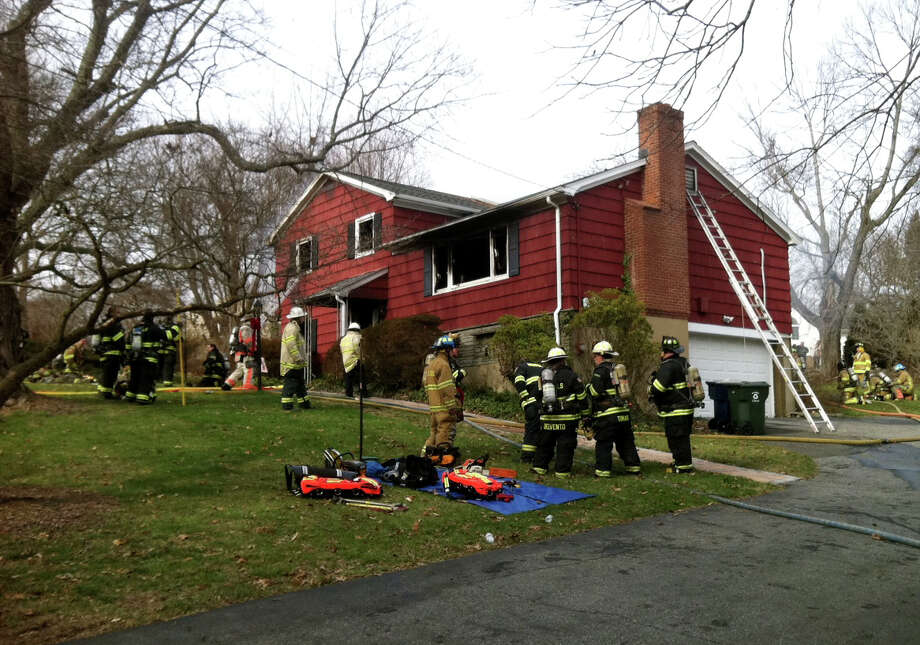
left=726, top=381, right=770, bottom=435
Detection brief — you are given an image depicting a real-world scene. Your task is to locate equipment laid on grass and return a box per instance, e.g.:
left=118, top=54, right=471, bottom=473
left=377, top=455, right=439, bottom=488
left=298, top=475, right=382, bottom=499
left=441, top=468, right=512, bottom=502
left=333, top=498, right=408, bottom=512
left=323, top=448, right=366, bottom=474
left=688, top=189, right=833, bottom=433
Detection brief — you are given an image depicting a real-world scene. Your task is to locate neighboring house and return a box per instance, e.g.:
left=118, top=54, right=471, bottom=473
left=270, top=103, right=799, bottom=417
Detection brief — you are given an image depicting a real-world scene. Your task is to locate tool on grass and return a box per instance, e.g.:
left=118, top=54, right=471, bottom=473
left=334, top=498, right=408, bottom=512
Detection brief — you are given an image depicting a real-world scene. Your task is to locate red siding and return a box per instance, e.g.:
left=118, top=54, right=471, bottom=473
left=572, top=176, right=643, bottom=297
left=686, top=161, right=792, bottom=334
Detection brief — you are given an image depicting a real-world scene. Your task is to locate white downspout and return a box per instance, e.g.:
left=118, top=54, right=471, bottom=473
left=547, top=194, right=564, bottom=345
left=760, top=248, right=767, bottom=306
left=335, top=294, right=347, bottom=337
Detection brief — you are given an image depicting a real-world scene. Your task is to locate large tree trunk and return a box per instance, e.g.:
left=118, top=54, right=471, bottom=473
left=0, top=278, right=28, bottom=406
left=819, top=321, right=842, bottom=376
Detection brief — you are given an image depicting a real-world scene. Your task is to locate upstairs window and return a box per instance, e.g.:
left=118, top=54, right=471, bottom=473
left=296, top=236, right=317, bottom=273
left=347, top=212, right=382, bottom=259
left=685, top=167, right=698, bottom=193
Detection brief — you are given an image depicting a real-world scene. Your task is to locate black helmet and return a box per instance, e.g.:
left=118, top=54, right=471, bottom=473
left=661, top=336, right=684, bottom=354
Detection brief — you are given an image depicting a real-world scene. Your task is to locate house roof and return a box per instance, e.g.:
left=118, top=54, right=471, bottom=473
left=384, top=144, right=799, bottom=253
left=685, top=142, right=799, bottom=245
left=298, top=268, right=389, bottom=308
left=268, top=170, right=492, bottom=245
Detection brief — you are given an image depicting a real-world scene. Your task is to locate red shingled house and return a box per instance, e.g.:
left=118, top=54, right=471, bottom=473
left=270, top=103, right=799, bottom=418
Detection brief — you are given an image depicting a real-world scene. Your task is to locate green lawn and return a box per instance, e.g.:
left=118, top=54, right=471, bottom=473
left=2, top=386, right=814, bottom=644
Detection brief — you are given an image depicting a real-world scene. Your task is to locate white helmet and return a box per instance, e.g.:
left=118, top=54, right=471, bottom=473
left=542, top=347, right=568, bottom=363
left=348, top=322, right=361, bottom=331
left=287, top=306, right=306, bottom=319
left=592, top=340, right=614, bottom=355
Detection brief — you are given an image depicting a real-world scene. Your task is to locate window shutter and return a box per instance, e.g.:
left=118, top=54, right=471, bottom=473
left=311, top=318, right=318, bottom=352
left=508, top=221, right=520, bottom=277
left=311, top=235, right=319, bottom=269
left=423, top=248, right=433, bottom=297
left=346, top=222, right=355, bottom=259
left=373, top=212, right=382, bottom=249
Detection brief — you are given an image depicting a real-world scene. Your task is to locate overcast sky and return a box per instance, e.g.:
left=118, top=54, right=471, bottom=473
left=245, top=0, right=857, bottom=204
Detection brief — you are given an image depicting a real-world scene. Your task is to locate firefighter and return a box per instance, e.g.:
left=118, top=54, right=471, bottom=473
left=159, top=316, right=182, bottom=386
left=280, top=307, right=312, bottom=410
left=62, top=340, right=83, bottom=375
left=199, top=343, right=228, bottom=387
left=340, top=321, right=367, bottom=399
left=851, top=341, right=872, bottom=404
left=512, top=358, right=543, bottom=463
left=649, top=336, right=695, bottom=473
left=222, top=318, right=257, bottom=391
left=838, top=361, right=858, bottom=405
left=894, top=363, right=914, bottom=400
left=422, top=334, right=462, bottom=466
left=447, top=333, right=466, bottom=410
left=96, top=307, right=125, bottom=399
left=533, top=347, right=588, bottom=479
left=124, top=309, right=163, bottom=404
left=587, top=341, right=641, bottom=477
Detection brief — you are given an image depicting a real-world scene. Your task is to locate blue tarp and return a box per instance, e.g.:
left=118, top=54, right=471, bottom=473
left=366, top=460, right=593, bottom=515
left=419, top=475, right=594, bottom=515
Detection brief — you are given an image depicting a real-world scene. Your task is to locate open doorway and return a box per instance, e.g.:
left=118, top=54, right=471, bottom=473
left=348, top=298, right=385, bottom=331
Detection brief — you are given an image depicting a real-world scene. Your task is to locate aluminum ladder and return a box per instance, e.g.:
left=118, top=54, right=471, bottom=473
left=687, top=189, right=834, bottom=433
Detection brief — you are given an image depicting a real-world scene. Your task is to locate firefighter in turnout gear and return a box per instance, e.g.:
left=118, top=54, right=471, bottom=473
left=222, top=319, right=257, bottom=390
left=894, top=363, right=914, bottom=400
left=533, top=347, right=588, bottom=479
left=423, top=334, right=462, bottom=466
left=199, top=343, right=228, bottom=387
left=587, top=341, right=641, bottom=477
left=650, top=336, right=695, bottom=473
left=96, top=307, right=125, bottom=399
left=280, top=307, right=311, bottom=410
left=124, top=310, right=164, bottom=404
left=851, top=342, right=872, bottom=404
left=513, top=359, right=543, bottom=463
left=159, top=316, right=182, bottom=386
left=340, top=321, right=366, bottom=398
left=838, top=361, right=858, bottom=405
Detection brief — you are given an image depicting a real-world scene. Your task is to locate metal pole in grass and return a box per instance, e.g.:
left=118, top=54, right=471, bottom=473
left=174, top=292, right=186, bottom=407
left=252, top=300, right=263, bottom=392
left=358, top=341, right=364, bottom=460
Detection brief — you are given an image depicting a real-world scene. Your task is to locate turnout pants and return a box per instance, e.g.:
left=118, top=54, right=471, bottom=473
left=533, top=419, right=578, bottom=476
left=344, top=362, right=367, bottom=398
left=426, top=410, right=457, bottom=449
left=225, top=358, right=255, bottom=389
left=126, top=358, right=157, bottom=404
left=663, top=414, right=694, bottom=468
left=281, top=369, right=310, bottom=410
left=594, top=413, right=641, bottom=475
left=520, top=405, right=540, bottom=462
left=161, top=351, right=177, bottom=385
left=97, top=356, right=121, bottom=398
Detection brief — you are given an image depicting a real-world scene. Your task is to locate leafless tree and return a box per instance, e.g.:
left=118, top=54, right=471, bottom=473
left=744, top=1, right=920, bottom=370
left=0, top=0, right=466, bottom=405
left=557, top=0, right=795, bottom=123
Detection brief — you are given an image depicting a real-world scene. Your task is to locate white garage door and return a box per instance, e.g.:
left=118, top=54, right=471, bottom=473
left=688, top=330, right=775, bottom=419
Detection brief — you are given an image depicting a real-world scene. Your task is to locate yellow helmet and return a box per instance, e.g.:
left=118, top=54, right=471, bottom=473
left=542, top=347, right=568, bottom=363
left=592, top=340, right=614, bottom=355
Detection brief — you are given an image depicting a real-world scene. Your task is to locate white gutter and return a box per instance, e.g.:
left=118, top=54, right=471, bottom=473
left=546, top=194, right=564, bottom=345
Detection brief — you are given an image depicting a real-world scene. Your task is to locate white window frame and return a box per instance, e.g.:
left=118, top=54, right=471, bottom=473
left=354, top=213, right=376, bottom=258
left=685, top=167, right=698, bottom=193
left=432, top=227, right=509, bottom=294
left=296, top=236, right=315, bottom=273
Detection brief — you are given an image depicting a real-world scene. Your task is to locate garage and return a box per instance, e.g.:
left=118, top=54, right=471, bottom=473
left=688, top=323, right=776, bottom=419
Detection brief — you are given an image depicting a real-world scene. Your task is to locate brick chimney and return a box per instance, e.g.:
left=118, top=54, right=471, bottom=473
left=624, top=103, right=690, bottom=320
